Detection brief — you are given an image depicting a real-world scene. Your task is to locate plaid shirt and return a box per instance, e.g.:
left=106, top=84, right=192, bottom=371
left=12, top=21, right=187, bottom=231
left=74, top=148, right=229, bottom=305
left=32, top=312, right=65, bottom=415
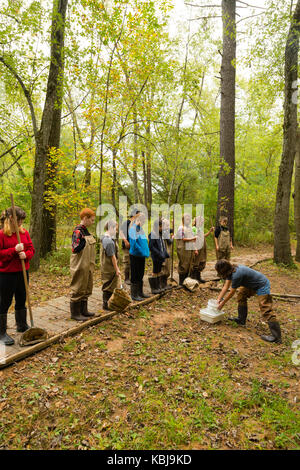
left=71, top=225, right=90, bottom=253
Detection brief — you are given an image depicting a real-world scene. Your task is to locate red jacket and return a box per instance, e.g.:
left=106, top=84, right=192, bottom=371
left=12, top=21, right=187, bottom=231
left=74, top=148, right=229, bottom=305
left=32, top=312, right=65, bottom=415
left=0, top=230, right=35, bottom=272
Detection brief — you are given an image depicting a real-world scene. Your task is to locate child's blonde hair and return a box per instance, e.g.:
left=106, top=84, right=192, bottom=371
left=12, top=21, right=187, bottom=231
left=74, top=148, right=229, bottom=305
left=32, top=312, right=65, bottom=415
left=0, top=207, right=26, bottom=236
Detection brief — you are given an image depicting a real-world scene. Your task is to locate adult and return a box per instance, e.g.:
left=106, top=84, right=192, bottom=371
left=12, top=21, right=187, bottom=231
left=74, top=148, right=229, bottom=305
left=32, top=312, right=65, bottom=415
left=128, top=212, right=150, bottom=301
left=0, top=207, right=35, bottom=345
left=215, top=260, right=282, bottom=344
left=100, top=220, right=121, bottom=310
left=119, top=209, right=140, bottom=285
left=70, top=208, right=96, bottom=321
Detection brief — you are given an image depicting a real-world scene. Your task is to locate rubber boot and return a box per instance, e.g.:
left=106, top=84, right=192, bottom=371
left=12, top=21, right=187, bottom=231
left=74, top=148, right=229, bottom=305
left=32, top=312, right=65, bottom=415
left=261, top=321, right=282, bottom=344
left=0, top=314, right=15, bottom=345
left=229, top=305, right=248, bottom=325
left=148, top=276, right=161, bottom=294
left=161, top=275, right=172, bottom=291
left=198, top=271, right=206, bottom=284
left=103, top=291, right=112, bottom=311
left=81, top=299, right=95, bottom=317
left=70, top=302, right=87, bottom=322
left=179, top=273, right=187, bottom=286
left=125, top=268, right=131, bottom=285
left=131, top=283, right=144, bottom=302
left=190, top=269, right=198, bottom=280
left=15, top=308, right=29, bottom=333
left=138, top=281, right=151, bottom=299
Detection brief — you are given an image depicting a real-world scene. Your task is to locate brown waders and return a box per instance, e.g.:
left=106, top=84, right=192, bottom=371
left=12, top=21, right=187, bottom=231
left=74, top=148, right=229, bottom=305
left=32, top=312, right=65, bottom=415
left=229, top=287, right=281, bottom=343
left=216, top=230, right=231, bottom=260
left=177, top=226, right=194, bottom=285
left=70, top=235, right=96, bottom=321
left=191, top=234, right=207, bottom=283
left=101, top=240, right=120, bottom=310
left=160, top=240, right=172, bottom=290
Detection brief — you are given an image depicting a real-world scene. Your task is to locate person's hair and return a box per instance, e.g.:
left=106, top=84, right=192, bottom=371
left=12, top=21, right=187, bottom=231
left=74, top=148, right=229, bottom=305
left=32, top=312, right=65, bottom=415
left=1, top=207, right=26, bottom=236
left=215, top=260, right=236, bottom=279
left=182, top=213, right=191, bottom=225
left=80, top=208, right=95, bottom=220
left=219, top=216, right=228, bottom=224
left=129, top=209, right=140, bottom=218
left=152, top=217, right=163, bottom=235
left=104, top=219, right=117, bottom=231
left=193, top=215, right=203, bottom=227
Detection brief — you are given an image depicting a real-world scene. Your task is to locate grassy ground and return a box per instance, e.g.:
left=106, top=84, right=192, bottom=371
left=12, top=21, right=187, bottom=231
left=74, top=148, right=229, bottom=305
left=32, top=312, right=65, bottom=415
left=0, top=246, right=299, bottom=450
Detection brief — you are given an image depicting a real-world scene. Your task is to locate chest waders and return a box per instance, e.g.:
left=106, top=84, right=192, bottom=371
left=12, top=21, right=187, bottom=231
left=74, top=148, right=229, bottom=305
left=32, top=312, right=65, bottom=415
left=70, top=234, right=96, bottom=321
left=101, top=239, right=120, bottom=310
left=217, top=230, right=231, bottom=260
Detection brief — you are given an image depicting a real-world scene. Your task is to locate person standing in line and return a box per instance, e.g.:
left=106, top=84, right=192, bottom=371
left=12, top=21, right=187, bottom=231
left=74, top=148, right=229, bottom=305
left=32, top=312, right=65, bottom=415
left=160, top=218, right=174, bottom=290
left=128, top=212, right=150, bottom=301
left=176, top=214, right=197, bottom=285
left=191, top=216, right=214, bottom=283
left=70, top=208, right=96, bottom=321
left=100, top=220, right=121, bottom=310
left=119, top=209, right=140, bottom=285
left=0, top=207, right=35, bottom=345
left=148, top=218, right=170, bottom=294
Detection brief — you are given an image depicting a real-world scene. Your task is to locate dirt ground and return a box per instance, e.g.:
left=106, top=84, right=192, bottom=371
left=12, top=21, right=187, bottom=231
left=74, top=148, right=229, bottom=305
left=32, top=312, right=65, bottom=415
left=0, top=246, right=299, bottom=450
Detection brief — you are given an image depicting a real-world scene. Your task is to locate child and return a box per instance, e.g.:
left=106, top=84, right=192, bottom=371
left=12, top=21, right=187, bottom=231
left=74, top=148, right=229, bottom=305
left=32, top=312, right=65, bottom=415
left=161, top=218, right=174, bottom=290
left=0, top=207, right=35, bottom=345
left=128, top=212, right=150, bottom=301
left=176, top=214, right=197, bottom=285
left=119, top=209, right=140, bottom=285
left=100, top=220, right=121, bottom=310
left=70, top=208, right=96, bottom=321
left=191, top=216, right=214, bottom=283
left=215, top=260, right=282, bottom=344
left=214, top=216, right=233, bottom=260
left=148, top=218, right=170, bottom=294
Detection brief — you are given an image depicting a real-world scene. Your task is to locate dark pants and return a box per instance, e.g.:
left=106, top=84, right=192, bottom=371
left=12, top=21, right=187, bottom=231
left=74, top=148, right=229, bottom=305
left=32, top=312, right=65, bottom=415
left=130, top=255, right=145, bottom=284
left=0, top=271, right=28, bottom=314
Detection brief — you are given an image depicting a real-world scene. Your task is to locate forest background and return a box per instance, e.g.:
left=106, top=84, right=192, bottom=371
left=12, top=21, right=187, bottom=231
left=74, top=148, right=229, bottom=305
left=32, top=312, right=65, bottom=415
left=0, top=0, right=298, bottom=270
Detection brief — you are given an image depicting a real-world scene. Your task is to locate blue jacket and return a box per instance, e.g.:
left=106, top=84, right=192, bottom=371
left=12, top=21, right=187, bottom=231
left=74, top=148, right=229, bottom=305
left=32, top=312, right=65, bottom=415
left=129, top=223, right=150, bottom=258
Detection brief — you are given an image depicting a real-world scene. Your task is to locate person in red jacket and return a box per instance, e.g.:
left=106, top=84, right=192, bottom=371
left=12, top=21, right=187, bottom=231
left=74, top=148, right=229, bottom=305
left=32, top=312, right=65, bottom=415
left=0, top=207, right=35, bottom=345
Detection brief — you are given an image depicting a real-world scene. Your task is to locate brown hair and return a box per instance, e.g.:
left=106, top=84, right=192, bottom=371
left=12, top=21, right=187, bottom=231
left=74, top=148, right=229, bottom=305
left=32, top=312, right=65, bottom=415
left=80, top=208, right=95, bottom=219
left=1, top=207, right=26, bottom=236
left=219, top=216, right=228, bottom=224
left=104, top=219, right=117, bottom=231
left=215, top=260, right=236, bottom=279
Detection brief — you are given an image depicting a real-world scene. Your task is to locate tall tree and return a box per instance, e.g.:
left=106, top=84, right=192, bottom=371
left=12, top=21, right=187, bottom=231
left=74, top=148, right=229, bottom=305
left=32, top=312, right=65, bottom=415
left=217, top=0, right=236, bottom=239
left=274, top=0, right=300, bottom=265
left=294, top=129, right=300, bottom=261
left=30, top=0, right=68, bottom=269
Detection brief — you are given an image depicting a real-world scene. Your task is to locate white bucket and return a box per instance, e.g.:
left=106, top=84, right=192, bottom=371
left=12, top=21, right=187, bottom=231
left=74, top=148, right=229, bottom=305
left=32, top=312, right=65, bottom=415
left=200, top=299, right=225, bottom=324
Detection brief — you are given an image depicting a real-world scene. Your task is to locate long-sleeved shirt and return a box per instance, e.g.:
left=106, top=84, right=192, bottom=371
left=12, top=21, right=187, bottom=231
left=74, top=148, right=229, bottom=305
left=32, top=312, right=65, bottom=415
left=0, top=230, right=35, bottom=272
left=71, top=224, right=90, bottom=253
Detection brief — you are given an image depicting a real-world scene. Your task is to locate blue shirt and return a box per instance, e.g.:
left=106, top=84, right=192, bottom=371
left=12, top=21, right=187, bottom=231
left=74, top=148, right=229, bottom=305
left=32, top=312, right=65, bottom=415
left=229, top=265, right=270, bottom=294
left=129, top=223, right=150, bottom=258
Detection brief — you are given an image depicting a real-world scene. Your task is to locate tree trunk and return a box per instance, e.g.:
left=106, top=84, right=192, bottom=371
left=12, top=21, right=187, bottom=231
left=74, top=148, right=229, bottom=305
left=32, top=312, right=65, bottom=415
left=146, top=121, right=152, bottom=216
left=133, top=109, right=139, bottom=204
left=217, top=0, right=236, bottom=240
left=294, top=129, right=300, bottom=261
left=274, top=0, right=300, bottom=265
left=30, top=0, right=68, bottom=269
left=142, top=151, right=148, bottom=208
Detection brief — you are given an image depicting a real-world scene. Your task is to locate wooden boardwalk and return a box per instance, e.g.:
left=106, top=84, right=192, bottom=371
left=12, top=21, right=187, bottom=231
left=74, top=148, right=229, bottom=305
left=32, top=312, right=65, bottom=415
left=0, top=253, right=271, bottom=369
